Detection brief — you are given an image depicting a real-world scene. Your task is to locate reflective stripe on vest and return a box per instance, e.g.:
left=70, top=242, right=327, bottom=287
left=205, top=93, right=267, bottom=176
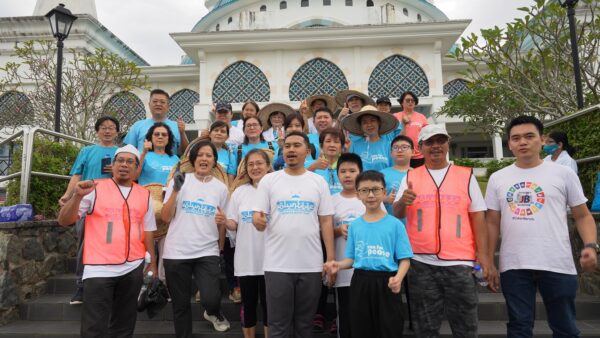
left=405, top=165, right=476, bottom=261
left=83, top=178, right=149, bottom=265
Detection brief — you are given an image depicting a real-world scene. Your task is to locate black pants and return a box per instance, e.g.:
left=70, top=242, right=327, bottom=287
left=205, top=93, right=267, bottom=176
left=239, top=275, right=268, bottom=328
left=80, top=262, right=143, bottom=338
left=164, top=256, right=222, bottom=338
left=223, top=238, right=237, bottom=291
left=74, top=216, right=85, bottom=286
left=350, top=269, right=404, bottom=338
left=335, top=286, right=351, bottom=338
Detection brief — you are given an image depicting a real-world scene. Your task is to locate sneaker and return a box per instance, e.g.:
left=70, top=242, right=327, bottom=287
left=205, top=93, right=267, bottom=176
left=69, top=287, right=83, bottom=305
left=313, top=314, right=325, bottom=333
left=229, top=287, right=241, bottom=303
left=195, top=291, right=201, bottom=303
left=203, top=311, right=231, bottom=332
left=329, top=320, right=337, bottom=336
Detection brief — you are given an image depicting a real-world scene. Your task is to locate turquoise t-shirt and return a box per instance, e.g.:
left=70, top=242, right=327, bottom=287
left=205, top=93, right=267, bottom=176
left=123, top=118, right=181, bottom=154
left=380, top=167, right=408, bottom=215
left=230, top=141, right=279, bottom=174
left=307, top=133, right=321, bottom=159
left=69, top=144, right=117, bottom=180
left=315, top=168, right=342, bottom=195
left=345, top=214, right=413, bottom=272
left=217, top=147, right=237, bottom=176
left=138, top=152, right=179, bottom=186
left=348, top=136, right=393, bottom=172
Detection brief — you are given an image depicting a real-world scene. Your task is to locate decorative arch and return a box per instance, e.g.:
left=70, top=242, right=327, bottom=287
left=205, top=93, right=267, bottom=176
left=212, top=61, right=271, bottom=103
left=368, top=55, right=429, bottom=98
left=444, top=79, right=470, bottom=98
left=169, top=89, right=199, bottom=123
left=0, top=91, right=33, bottom=123
left=288, top=58, right=349, bottom=101
left=103, top=92, right=146, bottom=129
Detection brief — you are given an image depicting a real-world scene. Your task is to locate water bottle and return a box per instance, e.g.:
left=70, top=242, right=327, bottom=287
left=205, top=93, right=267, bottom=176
left=473, top=264, right=488, bottom=287
left=140, top=253, right=154, bottom=295
left=101, top=153, right=112, bottom=174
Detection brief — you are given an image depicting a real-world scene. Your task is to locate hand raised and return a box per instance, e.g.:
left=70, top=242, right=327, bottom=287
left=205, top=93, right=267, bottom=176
left=400, top=181, right=416, bottom=206
left=173, top=172, right=185, bottom=192
left=143, top=140, right=153, bottom=153
left=75, top=181, right=96, bottom=197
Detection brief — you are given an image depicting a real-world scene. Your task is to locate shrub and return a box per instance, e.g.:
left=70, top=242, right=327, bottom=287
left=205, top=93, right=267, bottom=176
left=451, top=158, right=485, bottom=168
left=485, top=159, right=515, bottom=178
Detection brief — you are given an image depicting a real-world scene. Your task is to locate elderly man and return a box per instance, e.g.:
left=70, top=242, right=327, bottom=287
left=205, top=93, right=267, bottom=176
left=393, top=124, right=490, bottom=338
left=124, top=89, right=188, bottom=154
left=58, top=145, right=157, bottom=338
left=213, top=102, right=245, bottom=146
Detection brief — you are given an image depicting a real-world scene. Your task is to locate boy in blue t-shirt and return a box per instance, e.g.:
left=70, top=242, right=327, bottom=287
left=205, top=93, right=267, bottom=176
left=380, top=135, right=413, bottom=215
left=325, top=170, right=413, bottom=338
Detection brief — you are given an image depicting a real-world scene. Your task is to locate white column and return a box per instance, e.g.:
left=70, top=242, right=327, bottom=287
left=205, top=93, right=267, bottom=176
left=353, top=47, right=362, bottom=91
left=273, top=50, right=284, bottom=101
left=430, top=40, right=444, bottom=115
left=492, top=133, right=504, bottom=160
left=194, top=50, right=212, bottom=129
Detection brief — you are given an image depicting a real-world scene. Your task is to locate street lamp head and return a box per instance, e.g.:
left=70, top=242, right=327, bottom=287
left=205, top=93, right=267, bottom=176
left=45, top=3, right=77, bottom=41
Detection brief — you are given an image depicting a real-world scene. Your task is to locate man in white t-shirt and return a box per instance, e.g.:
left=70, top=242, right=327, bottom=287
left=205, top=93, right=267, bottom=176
left=392, top=124, right=490, bottom=337
left=485, top=116, right=598, bottom=337
left=58, top=145, right=157, bottom=338
left=253, top=131, right=336, bottom=338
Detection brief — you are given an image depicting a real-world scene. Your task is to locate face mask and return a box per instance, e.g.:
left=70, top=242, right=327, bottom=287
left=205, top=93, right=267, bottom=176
left=543, top=144, right=558, bottom=155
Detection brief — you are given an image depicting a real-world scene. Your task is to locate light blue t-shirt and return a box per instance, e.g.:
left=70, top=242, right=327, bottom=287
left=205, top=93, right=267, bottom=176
left=345, top=214, right=413, bottom=272
left=348, top=136, right=393, bottom=172
left=380, top=167, right=408, bottom=215
left=315, top=168, right=342, bottom=195
left=69, top=144, right=117, bottom=181
left=138, top=152, right=179, bottom=186
left=123, top=118, right=181, bottom=154
left=230, top=141, right=279, bottom=174
left=218, top=147, right=237, bottom=176
left=307, top=133, right=321, bottom=159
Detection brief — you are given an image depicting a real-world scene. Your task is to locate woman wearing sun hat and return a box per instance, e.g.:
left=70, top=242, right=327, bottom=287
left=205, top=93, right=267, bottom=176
left=335, top=89, right=376, bottom=121
left=259, top=103, right=296, bottom=143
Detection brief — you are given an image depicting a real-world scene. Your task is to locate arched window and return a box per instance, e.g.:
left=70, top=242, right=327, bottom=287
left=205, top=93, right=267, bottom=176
left=367, top=0, right=374, bottom=7
left=368, top=55, right=429, bottom=98
left=169, top=89, right=199, bottom=123
left=103, top=92, right=146, bottom=130
left=0, top=91, right=33, bottom=125
left=260, top=5, right=267, bottom=11
left=323, top=0, right=331, bottom=5
left=212, top=61, right=271, bottom=103
left=216, top=24, right=220, bottom=31
left=443, top=79, right=470, bottom=99
left=417, top=14, right=422, bottom=22
left=403, top=8, right=408, bottom=16
left=301, top=0, right=309, bottom=7
left=280, top=1, right=287, bottom=9
left=288, top=58, right=349, bottom=101
left=346, top=0, right=353, bottom=5
left=228, top=17, right=232, bottom=24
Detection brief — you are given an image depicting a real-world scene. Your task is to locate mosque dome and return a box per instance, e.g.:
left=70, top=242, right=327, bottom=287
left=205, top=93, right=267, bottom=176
left=192, top=0, right=449, bottom=33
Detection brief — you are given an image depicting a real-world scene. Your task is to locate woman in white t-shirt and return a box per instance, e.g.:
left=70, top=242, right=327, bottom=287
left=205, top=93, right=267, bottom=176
left=161, top=140, right=231, bottom=335
left=543, top=131, right=578, bottom=173
left=225, top=148, right=271, bottom=338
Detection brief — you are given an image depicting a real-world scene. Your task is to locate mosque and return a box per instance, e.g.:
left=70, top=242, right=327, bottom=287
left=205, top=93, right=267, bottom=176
left=0, top=0, right=509, bottom=180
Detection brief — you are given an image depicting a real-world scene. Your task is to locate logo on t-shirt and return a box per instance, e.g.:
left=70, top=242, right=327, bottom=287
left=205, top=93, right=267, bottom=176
left=361, top=152, right=387, bottom=164
left=506, top=181, right=545, bottom=219
left=355, top=240, right=391, bottom=259
left=182, top=198, right=217, bottom=217
left=240, top=210, right=254, bottom=223
left=276, top=194, right=315, bottom=215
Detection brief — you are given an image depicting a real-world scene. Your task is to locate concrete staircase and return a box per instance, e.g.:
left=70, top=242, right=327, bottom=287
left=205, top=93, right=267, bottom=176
left=0, top=270, right=599, bottom=337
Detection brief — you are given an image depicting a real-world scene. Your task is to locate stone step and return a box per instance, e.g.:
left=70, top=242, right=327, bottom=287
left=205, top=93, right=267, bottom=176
left=1, top=320, right=600, bottom=337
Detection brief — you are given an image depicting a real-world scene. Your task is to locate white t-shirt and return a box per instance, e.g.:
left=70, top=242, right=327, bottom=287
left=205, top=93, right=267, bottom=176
left=394, top=165, right=486, bottom=267
left=226, top=124, right=245, bottom=146
left=331, top=193, right=365, bottom=287
left=255, top=170, right=334, bottom=273
left=162, top=174, right=229, bottom=259
left=485, top=162, right=587, bottom=275
left=544, top=151, right=578, bottom=174
left=78, top=185, right=157, bottom=280
left=307, top=117, right=318, bottom=134
left=227, top=184, right=265, bottom=276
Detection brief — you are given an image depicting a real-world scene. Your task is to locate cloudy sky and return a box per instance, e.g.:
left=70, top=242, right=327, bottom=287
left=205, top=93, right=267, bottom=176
left=0, top=0, right=533, bottom=66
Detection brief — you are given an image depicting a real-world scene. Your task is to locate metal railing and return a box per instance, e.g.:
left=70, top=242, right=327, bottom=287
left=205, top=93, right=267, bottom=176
left=0, top=127, right=93, bottom=204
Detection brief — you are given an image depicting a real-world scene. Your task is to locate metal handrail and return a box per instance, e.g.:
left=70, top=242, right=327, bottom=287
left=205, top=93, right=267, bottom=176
left=0, top=126, right=93, bottom=204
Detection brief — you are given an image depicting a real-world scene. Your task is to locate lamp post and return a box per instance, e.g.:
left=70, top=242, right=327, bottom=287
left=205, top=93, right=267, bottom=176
left=558, top=0, right=584, bottom=109
left=45, top=3, right=77, bottom=134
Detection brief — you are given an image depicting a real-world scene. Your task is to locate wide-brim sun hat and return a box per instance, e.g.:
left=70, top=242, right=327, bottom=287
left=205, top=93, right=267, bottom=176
left=341, top=105, right=399, bottom=136
left=306, top=94, right=338, bottom=114
left=334, top=89, right=376, bottom=108
left=258, top=103, right=296, bottom=128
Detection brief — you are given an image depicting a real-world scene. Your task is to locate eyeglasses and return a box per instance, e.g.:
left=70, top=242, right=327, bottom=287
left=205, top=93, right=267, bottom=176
left=357, top=187, right=385, bottom=197
left=99, top=126, right=116, bottom=131
left=422, top=137, right=449, bottom=146
left=153, top=132, right=168, bottom=137
left=392, top=145, right=412, bottom=152
left=115, top=158, right=136, bottom=165
left=245, top=123, right=261, bottom=129
left=404, top=98, right=416, bottom=103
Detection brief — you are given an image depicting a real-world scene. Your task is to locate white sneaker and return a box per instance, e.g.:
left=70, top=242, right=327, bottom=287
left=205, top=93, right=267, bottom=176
left=203, top=310, right=230, bottom=332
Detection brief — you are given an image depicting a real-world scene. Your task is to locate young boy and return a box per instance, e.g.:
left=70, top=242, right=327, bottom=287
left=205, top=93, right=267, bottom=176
left=325, top=170, right=413, bottom=338
left=380, top=135, right=413, bottom=214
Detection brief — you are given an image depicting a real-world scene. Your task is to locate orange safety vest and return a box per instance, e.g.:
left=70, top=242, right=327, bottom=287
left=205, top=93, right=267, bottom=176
left=405, top=165, right=476, bottom=261
left=83, top=178, right=149, bottom=265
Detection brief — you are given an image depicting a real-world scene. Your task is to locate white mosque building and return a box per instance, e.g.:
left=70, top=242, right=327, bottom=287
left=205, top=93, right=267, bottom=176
left=0, top=0, right=509, bottom=178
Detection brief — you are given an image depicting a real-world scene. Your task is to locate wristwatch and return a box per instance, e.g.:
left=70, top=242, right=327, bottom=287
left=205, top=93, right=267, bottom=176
left=583, top=243, right=600, bottom=253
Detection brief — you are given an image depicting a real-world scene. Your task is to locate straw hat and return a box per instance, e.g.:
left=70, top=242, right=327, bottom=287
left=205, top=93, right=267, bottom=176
left=334, top=89, right=376, bottom=108
left=306, top=95, right=338, bottom=115
left=341, top=105, right=399, bottom=136
left=258, top=103, right=296, bottom=128
left=144, top=183, right=169, bottom=239
left=167, top=137, right=230, bottom=188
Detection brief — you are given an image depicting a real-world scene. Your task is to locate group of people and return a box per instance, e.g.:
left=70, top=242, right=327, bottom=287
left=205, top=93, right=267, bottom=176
left=55, top=87, right=598, bottom=338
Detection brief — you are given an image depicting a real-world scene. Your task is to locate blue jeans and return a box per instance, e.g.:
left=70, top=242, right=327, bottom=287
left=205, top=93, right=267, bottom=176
left=500, top=269, right=579, bottom=338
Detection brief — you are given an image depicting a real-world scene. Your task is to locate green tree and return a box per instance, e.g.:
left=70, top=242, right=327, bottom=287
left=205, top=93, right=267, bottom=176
left=440, top=0, right=600, bottom=134
left=0, top=40, right=148, bottom=140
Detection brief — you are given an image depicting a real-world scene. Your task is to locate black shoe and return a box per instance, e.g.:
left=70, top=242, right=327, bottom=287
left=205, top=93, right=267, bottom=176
left=69, top=287, right=83, bottom=305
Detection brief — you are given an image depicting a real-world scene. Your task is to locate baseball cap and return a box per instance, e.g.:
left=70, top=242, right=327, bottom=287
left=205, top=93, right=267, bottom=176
left=376, top=97, right=391, bottom=105
left=114, top=144, right=140, bottom=160
left=215, top=102, right=232, bottom=112
left=418, top=124, right=450, bottom=143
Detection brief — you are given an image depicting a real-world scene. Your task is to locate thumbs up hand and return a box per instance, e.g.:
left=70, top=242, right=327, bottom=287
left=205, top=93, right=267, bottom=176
left=215, top=207, right=226, bottom=227
left=388, top=274, right=402, bottom=294
left=252, top=210, right=267, bottom=231
left=400, top=181, right=417, bottom=206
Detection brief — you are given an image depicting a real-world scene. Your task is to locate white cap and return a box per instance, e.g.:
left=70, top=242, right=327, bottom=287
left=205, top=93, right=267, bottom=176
left=418, top=124, right=450, bottom=143
left=114, top=144, right=141, bottom=160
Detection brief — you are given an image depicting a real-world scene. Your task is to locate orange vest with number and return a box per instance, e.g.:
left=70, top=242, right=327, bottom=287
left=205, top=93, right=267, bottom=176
left=83, top=178, right=149, bottom=265
left=405, top=165, right=476, bottom=261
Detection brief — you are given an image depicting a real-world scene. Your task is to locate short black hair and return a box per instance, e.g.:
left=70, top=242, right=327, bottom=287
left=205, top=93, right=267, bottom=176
left=150, top=88, right=169, bottom=99
left=355, top=170, right=386, bottom=190
left=399, top=91, right=418, bottom=106
left=284, top=130, right=310, bottom=147
left=337, top=153, right=363, bottom=174
left=318, top=127, right=345, bottom=148
left=94, top=116, right=120, bottom=132
left=506, top=115, right=543, bottom=136
left=145, top=122, right=175, bottom=157
left=284, top=112, right=306, bottom=130
left=189, top=140, right=218, bottom=168
left=209, top=120, right=230, bottom=136
left=314, top=106, right=334, bottom=118
left=391, top=135, right=414, bottom=149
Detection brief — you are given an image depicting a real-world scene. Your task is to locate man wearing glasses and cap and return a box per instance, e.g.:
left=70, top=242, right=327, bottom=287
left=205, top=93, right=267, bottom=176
left=393, top=124, right=491, bottom=338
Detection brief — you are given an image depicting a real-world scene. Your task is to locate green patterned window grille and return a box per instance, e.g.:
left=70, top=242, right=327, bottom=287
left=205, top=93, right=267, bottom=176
left=368, top=55, right=429, bottom=98
left=212, top=61, right=271, bottom=103
left=169, top=89, right=198, bottom=123
left=0, top=91, right=33, bottom=124
left=103, top=92, right=146, bottom=128
left=288, top=58, right=349, bottom=101
left=443, top=79, right=469, bottom=98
